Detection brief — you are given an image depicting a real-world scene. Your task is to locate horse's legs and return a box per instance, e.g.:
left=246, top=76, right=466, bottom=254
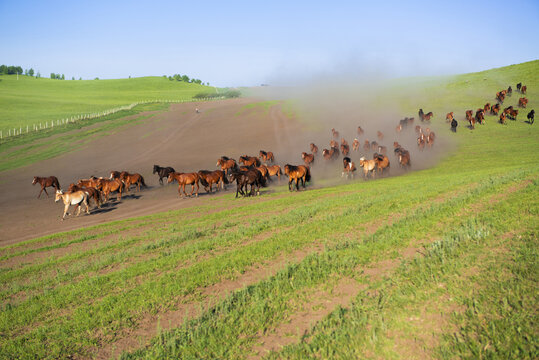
left=63, top=204, right=70, bottom=220
left=295, top=178, right=300, bottom=191
left=288, top=178, right=292, bottom=191
left=37, top=187, right=44, bottom=198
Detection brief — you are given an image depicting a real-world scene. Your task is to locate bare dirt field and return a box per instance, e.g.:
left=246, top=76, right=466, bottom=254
left=0, top=97, right=446, bottom=246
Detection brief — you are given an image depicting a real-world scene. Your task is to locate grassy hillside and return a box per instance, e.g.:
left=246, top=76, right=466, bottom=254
left=0, top=62, right=537, bottom=359
left=0, top=75, right=214, bottom=131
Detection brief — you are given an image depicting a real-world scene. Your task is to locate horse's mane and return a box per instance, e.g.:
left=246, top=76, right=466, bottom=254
left=221, top=156, right=230, bottom=161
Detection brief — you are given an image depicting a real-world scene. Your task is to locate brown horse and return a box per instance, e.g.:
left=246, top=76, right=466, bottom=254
left=284, top=164, right=311, bottom=191
left=259, top=150, right=275, bottom=163
left=373, top=153, right=390, bottom=176
left=518, top=97, right=528, bottom=108
left=168, top=172, right=203, bottom=198
left=491, top=103, right=501, bottom=115
left=322, top=147, right=339, bottom=160
left=427, top=132, right=436, bottom=148
left=475, top=110, right=485, bottom=125
left=378, top=145, right=387, bottom=155
left=110, top=170, right=122, bottom=180
left=359, top=157, right=377, bottom=179
left=55, top=190, right=90, bottom=220
left=445, top=112, right=454, bottom=122
left=68, top=183, right=102, bottom=209
left=310, top=143, right=318, bottom=154
left=342, top=157, right=356, bottom=179
left=423, top=111, right=433, bottom=121
left=352, top=138, right=360, bottom=151
left=216, top=156, right=238, bottom=175
left=32, top=176, right=60, bottom=198
left=302, top=152, right=315, bottom=166
left=466, top=110, right=475, bottom=129
left=357, top=126, right=364, bottom=136
left=229, top=169, right=265, bottom=197
left=340, top=143, right=350, bottom=156
left=77, top=176, right=102, bottom=188
left=198, top=170, right=227, bottom=193
left=394, top=147, right=411, bottom=168
left=96, top=178, right=124, bottom=202
left=483, top=103, right=491, bottom=113
left=330, top=139, right=338, bottom=148
left=521, top=85, right=527, bottom=94
left=331, top=128, right=339, bottom=139
left=119, top=171, right=147, bottom=192
left=508, top=109, right=519, bottom=120
left=363, top=140, right=370, bottom=152
left=266, top=165, right=282, bottom=180
left=239, top=155, right=261, bottom=167
left=499, top=113, right=507, bottom=124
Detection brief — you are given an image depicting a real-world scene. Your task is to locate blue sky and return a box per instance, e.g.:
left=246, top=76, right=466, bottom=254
left=1, top=0, right=538, bottom=86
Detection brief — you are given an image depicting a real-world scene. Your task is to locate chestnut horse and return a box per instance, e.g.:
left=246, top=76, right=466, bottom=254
left=153, top=165, right=176, bottom=185
left=239, top=155, right=261, bottom=167
left=96, top=178, right=124, bottom=202
left=198, top=170, right=227, bottom=193
left=521, top=85, right=527, bottom=94
left=445, top=112, right=454, bottom=122
left=490, top=103, right=500, bottom=115
left=284, top=164, right=311, bottom=191
left=216, top=156, right=238, bottom=175
left=120, top=171, right=147, bottom=192
left=310, top=143, right=319, bottom=154
left=373, top=153, right=390, bottom=176
left=266, top=165, right=282, bottom=180
left=331, top=128, right=339, bottom=139
left=32, top=176, right=60, bottom=198
left=259, top=150, right=274, bottom=163
left=55, top=190, right=90, bottom=220
left=518, top=97, right=528, bottom=108
left=168, top=172, right=204, bottom=198
left=340, top=143, right=350, bottom=156
left=302, top=152, right=315, bottom=166
left=394, top=147, right=411, bottom=168
left=352, top=138, right=360, bottom=151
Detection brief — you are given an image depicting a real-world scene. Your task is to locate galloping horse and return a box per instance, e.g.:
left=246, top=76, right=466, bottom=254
left=342, top=157, right=356, bottom=179
left=120, top=171, right=147, bottom=192
left=359, top=157, right=377, bottom=179
left=55, top=190, right=90, bottom=220
left=483, top=103, right=491, bottom=113
left=331, top=128, right=339, bottom=139
left=310, top=143, right=319, bottom=154
left=32, top=176, right=60, bottom=198
left=373, top=153, right=390, bottom=176
left=229, top=169, right=265, bottom=197
left=96, top=178, right=124, bottom=202
left=516, top=82, right=522, bottom=91
left=259, top=150, right=275, bottom=163
left=322, top=147, right=339, bottom=160
left=357, top=126, right=364, bottom=136
left=67, top=183, right=101, bottom=209
left=216, top=156, right=238, bottom=175
left=499, top=113, right=507, bottom=124
left=153, top=165, right=176, bottom=185
left=445, top=112, right=454, bottom=122
left=266, top=165, right=282, bottom=180
left=521, top=85, right=527, bottom=94
left=352, top=138, right=360, bottom=151
left=168, top=172, right=205, bottom=198
left=302, top=152, right=315, bottom=166
left=198, top=170, right=227, bottom=193
left=491, top=103, right=500, bottom=115
left=239, top=155, right=261, bottom=167
left=284, top=164, right=311, bottom=191
left=518, top=97, right=528, bottom=108
left=527, top=110, right=535, bottom=124
left=340, top=143, right=350, bottom=156
left=394, top=147, right=411, bottom=169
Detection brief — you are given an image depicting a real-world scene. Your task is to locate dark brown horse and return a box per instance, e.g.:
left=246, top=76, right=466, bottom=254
left=258, top=150, right=274, bottom=163
left=490, top=103, right=500, bottom=115
left=229, top=169, right=266, bottom=197
left=32, top=176, right=60, bottom=198
left=198, top=170, right=228, bottom=193
left=239, top=155, right=261, bottom=167
left=168, top=172, right=205, bottom=198
left=119, top=171, right=147, bottom=192
left=340, top=143, right=350, bottom=156
left=394, top=147, right=411, bottom=169
left=284, top=164, right=311, bottom=191
left=153, top=165, right=176, bottom=185
left=521, top=85, right=527, bottom=94
left=216, top=156, right=238, bottom=175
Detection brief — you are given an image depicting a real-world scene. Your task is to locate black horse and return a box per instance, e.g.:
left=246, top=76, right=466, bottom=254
left=451, top=118, right=458, bottom=132
left=517, top=82, right=522, bottom=91
left=153, top=165, right=176, bottom=185
left=527, top=110, right=535, bottom=124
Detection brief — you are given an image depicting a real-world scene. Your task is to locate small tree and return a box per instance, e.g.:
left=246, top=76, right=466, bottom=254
left=36, top=71, right=41, bottom=78
left=181, top=75, right=190, bottom=82
left=72, top=76, right=75, bottom=80
left=61, top=74, right=65, bottom=80
left=50, top=73, right=55, bottom=79
left=28, top=68, right=34, bottom=77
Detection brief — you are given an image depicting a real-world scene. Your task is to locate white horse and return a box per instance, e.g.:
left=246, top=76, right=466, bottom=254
left=55, top=190, right=90, bottom=220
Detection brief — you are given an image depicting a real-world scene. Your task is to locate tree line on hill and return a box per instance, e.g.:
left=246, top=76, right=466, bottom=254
left=166, top=73, right=208, bottom=86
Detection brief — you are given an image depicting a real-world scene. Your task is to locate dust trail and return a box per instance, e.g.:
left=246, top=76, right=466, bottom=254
left=248, top=80, right=456, bottom=186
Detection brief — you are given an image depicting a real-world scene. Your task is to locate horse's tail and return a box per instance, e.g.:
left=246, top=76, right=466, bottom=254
left=222, top=174, right=229, bottom=184
left=305, top=167, right=311, bottom=183
left=259, top=172, right=267, bottom=188
left=199, top=175, right=209, bottom=187
left=54, top=177, right=61, bottom=190
left=140, top=175, right=147, bottom=188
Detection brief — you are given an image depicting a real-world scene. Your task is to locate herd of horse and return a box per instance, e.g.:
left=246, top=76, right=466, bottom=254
left=33, top=80, right=533, bottom=220
left=454, top=82, right=534, bottom=129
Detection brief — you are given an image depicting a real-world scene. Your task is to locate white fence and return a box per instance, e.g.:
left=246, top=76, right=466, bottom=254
left=0, top=97, right=224, bottom=140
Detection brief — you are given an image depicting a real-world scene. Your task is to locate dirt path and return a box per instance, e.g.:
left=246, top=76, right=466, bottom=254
left=0, top=99, right=307, bottom=246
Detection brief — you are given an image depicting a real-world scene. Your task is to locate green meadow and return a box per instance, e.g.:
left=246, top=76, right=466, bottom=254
left=0, top=75, right=213, bottom=131
left=0, top=61, right=537, bottom=359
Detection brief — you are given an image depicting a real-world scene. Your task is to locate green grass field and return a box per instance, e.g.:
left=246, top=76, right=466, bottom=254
left=0, top=75, right=214, bottom=132
left=0, top=62, right=537, bottom=359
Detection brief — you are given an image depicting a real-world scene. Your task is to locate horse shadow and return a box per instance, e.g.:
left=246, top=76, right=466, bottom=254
left=120, top=193, right=142, bottom=200
left=524, top=120, right=535, bottom=125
